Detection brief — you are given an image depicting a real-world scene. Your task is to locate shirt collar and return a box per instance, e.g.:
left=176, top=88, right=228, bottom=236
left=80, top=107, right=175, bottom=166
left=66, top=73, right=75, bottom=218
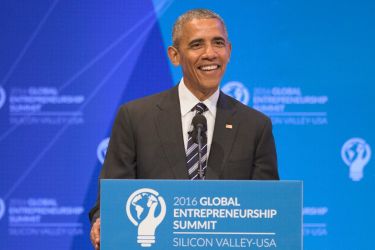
left=178, top=78, right=219, bottom=117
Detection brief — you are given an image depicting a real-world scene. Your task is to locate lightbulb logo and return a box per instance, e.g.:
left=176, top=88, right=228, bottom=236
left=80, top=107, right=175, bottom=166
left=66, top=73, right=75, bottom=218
left=341, top=138, right=371, bottom=181
left=221, top=81, right=250, bottom=105
left=97, top=137, right=110, bottom=164
left=0, top=198, right=5, bottom=220
left=125, top=188, right=166, bottom=247
left=0, top=86, right=6, bottom=110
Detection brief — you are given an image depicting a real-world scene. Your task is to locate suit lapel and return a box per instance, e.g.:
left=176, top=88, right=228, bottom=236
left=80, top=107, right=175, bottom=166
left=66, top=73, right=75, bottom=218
left=206, top=92, right=238, bottom=179
left=154, top=86, right=188, bottom=179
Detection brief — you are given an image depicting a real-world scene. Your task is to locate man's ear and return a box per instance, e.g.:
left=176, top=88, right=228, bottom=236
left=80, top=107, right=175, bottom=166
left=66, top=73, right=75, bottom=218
left=167, top=46, right=180, bottom=66
left=227, top=42, right=232, bottom=62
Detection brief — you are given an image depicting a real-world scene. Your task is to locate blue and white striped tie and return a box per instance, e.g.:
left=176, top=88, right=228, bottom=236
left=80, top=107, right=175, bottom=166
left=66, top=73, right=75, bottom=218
left=186, top=103, right=208, bottom=180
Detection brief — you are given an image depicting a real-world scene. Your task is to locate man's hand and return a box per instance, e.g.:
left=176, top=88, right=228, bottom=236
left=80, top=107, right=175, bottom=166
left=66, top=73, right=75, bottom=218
left=90, top=218, right=100, bottom=249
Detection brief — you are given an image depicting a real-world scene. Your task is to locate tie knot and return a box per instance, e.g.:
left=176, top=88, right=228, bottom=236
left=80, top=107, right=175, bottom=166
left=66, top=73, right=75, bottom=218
left=192, top=102, right=208, bottom=114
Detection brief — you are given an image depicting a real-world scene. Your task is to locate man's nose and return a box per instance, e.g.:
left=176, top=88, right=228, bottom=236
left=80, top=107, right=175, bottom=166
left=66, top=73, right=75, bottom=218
left=202, top=45, right=217, bottom=60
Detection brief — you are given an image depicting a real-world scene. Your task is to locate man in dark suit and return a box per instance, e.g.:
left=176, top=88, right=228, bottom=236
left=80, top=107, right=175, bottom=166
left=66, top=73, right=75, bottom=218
left=90, top=9, right=279, bottom=249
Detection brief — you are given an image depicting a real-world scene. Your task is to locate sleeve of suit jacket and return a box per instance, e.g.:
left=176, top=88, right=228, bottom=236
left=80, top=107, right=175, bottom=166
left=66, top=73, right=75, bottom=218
left=88, top=105, right=136, bottom=223
left=251, top=116, right=279, bottom=180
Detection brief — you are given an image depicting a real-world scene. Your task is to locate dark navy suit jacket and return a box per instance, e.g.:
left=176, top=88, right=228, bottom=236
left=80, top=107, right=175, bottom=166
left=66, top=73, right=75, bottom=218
left=89, top=85, right=279, bottom=222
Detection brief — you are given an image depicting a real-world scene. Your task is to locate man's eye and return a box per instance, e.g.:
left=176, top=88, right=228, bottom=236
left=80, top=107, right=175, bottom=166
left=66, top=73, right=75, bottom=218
left=214, top=41, right=225, bottom=47
left=190, top=43, right=202, bottom=49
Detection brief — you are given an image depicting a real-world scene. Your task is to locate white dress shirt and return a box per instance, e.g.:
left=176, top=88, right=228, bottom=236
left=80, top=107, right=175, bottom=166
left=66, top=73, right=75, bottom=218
left=178, top=78, right=219, bottom=159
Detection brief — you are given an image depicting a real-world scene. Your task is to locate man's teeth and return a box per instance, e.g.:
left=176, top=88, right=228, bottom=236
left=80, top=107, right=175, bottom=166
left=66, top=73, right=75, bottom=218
left=200, top=65, right=219, bottom=71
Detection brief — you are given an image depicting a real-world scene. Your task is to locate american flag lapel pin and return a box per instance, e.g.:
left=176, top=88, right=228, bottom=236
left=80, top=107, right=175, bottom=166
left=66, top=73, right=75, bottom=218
left=225, top=124, right=233, bottom=129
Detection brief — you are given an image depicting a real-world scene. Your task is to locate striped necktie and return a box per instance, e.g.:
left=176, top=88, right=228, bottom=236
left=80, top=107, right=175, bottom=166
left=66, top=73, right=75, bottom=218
left=186, top=103, right=208, bottom=180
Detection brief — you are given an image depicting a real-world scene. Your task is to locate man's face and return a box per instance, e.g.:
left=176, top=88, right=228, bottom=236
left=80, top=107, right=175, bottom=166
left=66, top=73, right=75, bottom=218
left=168, top=18, right=231, bottom=100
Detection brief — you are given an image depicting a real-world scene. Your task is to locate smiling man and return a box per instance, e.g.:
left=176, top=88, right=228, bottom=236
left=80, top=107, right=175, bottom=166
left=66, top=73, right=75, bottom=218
left=89, top=9, right=279, bottom=249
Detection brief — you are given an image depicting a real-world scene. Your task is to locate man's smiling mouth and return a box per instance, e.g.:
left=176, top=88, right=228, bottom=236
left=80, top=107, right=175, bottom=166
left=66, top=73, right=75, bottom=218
left=198, top=64, right=220, bottom=71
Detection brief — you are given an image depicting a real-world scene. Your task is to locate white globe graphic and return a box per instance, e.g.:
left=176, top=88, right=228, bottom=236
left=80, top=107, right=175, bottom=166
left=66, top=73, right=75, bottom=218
left=0, top=198, right=5, bottom=220
left=342, top=138, right=371, bottom=165
left=97, top=137, right=110, bottom=164
left=221, top=81, right=250, bottom=105
left=126, top=188, right=166, bottom=247
left=0, top=86, right=6, bottom=110
left=130, top=192, right=159, bottom=222
left=341, top=138, right=371, bottom=181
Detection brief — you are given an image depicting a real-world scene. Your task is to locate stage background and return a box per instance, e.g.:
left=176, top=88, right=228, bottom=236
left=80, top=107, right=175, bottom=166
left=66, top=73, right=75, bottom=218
left=0, top=0, right=374, bottom=249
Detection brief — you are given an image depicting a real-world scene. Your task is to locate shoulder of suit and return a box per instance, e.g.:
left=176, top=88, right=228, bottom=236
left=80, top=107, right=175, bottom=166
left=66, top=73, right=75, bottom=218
left=221, top=91, right=271, bottom=123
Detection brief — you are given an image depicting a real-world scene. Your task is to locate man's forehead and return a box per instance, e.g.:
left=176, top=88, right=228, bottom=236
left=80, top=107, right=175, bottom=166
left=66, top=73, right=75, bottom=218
left=183, top=18, right=224, bottom=30
left=181, top=18, right=227, bottom=39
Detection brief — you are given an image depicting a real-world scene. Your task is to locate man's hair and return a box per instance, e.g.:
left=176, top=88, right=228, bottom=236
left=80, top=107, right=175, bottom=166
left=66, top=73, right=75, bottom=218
left=172, top=9, right=228, bottom=47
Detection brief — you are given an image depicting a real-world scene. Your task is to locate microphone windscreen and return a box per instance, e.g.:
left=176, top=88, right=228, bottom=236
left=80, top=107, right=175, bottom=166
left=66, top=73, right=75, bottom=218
left=192, top=114, right=207, bottom=132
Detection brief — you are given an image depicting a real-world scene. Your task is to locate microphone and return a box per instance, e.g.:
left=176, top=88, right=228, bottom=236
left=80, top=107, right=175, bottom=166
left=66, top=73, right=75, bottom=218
left=191, top=114, right=207, bottom=179
left=191, top=114, right=207, bottom=142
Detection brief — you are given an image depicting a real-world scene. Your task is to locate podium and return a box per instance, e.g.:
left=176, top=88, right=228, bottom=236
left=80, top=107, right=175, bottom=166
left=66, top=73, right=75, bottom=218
left=101, top=180, right=302, bottom=249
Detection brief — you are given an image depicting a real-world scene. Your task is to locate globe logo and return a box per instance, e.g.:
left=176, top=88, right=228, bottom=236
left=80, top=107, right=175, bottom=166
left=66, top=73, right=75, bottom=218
left=341, top=138, right=371, bottom=181
left=97, top=137, right=110, bottom=164
left=126, top=188, right=166, bottom=247
left=0, top=86, right=6, bottom=110
left=221, top=81, right=250, bottom=105
left=0, top=198, right=5, bottom=220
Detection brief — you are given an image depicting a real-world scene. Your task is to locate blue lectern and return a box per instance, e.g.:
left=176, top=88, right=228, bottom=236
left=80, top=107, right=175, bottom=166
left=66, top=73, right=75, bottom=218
left=101, top=180, right=302, bottom=249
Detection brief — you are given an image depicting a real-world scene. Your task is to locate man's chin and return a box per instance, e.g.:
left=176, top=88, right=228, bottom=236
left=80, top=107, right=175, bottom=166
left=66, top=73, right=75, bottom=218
left=200, top=80, right=221, bottom=90
left=198, top=83, right=220, bottom=95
